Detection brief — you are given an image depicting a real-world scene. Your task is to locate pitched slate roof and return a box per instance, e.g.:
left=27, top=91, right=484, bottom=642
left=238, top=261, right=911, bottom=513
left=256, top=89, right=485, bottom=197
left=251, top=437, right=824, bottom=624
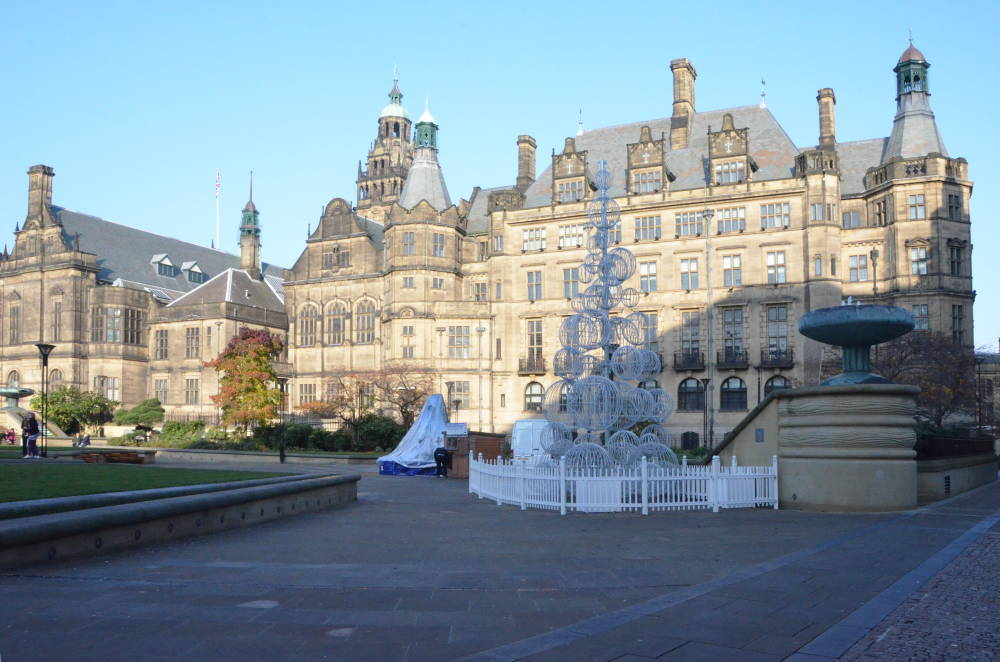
left=465, top=185, right=513, bottom=235
left=522, top=105, right=800, bottom=208
left=399, top=147, right=452, bottom=211
left=54, top=207, right=285, bottom=299
left=830, top=138, right=888, bottom=196
left=167, top=268, right=285, bottom=312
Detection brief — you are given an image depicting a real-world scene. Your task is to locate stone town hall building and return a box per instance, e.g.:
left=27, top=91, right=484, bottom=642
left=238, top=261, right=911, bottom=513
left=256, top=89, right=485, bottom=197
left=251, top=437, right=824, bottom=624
left=0, top=46, right=974, bottom=444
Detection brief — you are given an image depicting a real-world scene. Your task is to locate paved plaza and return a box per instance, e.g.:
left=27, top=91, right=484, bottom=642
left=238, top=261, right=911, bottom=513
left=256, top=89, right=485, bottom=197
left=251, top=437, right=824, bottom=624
left=0, top=461, right=997, bottom=661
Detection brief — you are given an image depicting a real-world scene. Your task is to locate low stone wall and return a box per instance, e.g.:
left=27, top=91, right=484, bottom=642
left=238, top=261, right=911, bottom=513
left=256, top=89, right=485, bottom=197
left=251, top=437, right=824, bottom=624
left=0, top=474, right=360, bottom=570
left=156, top=448, right=375, bottom=465
left=917, top=454, right=998, bottom=503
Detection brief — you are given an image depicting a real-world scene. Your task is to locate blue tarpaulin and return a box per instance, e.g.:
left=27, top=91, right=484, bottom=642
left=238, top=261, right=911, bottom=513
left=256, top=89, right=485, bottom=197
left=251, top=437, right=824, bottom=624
left=377, top=394, right=448, bottom=476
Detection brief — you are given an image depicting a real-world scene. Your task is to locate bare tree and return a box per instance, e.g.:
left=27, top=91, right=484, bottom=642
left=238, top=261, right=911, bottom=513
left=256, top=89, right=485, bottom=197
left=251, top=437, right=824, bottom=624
left=300, top=371, right=377, bottom=444
left=369, top=362, right=435, bottom=428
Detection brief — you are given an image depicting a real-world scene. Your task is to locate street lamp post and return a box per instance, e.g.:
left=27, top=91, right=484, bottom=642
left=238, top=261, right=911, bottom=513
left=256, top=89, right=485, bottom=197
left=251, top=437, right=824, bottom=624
left=476, top=327, right=486, bottom=433
left=870, top=248, right=880, bottom=298
left=699, top=377, right=711, bottom=449
left=35, top=343, right=55, bottom=458
left=702, top=208, right=716, bottom=449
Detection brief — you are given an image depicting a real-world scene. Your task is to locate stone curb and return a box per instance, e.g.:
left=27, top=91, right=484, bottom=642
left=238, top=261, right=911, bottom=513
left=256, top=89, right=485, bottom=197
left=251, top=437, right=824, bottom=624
left=0, top=474, right=360, bottom=550
left=0, top=474, right=313, bottom=521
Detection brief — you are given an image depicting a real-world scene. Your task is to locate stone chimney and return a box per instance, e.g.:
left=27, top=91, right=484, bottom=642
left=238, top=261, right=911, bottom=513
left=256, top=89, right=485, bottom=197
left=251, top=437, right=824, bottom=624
left=817, top=88, right=837, bottom=148
left=516, top=135, right=536, bottom=192
left=670, top=59, right=697, bottom=150
left=25, top=165, right=57, bottom=227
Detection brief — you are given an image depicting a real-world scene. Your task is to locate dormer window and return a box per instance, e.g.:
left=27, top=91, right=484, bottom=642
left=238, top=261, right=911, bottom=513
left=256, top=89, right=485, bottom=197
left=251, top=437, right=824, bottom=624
left=182, top=261, right=206, bottom=283
left=151, top=254, right=177, bottom=277
left=631, top=169, right=662, bottom=193
left=557, top=180, right=584, bottom=202
left=714, top=160, right=746, bottom=185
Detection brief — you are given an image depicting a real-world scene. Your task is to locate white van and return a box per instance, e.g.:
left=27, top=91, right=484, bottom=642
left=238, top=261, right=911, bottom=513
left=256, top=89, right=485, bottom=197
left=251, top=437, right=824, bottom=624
left=510, top=419, right=550, bottom=461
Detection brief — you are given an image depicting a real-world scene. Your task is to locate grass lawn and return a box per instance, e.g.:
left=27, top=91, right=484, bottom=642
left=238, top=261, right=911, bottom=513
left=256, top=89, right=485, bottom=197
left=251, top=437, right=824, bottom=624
left=0, top=464, right=288, bottom=503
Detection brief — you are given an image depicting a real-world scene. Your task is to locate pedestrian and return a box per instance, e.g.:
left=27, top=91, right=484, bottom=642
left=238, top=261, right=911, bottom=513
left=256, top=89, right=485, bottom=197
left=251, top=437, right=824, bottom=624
left=22, top=413, right=40, bottom=459
left=80, top=433, right=91, bottom=448
left=434, top=443, right=448, bottom=478
left=5, top=428, right=15, bottom=445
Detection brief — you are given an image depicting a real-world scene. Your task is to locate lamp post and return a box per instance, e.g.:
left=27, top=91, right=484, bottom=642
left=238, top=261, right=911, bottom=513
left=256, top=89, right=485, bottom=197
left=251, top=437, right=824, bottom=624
left=35, top=343, right=55, bottom=458
left=870, top=248, right=879, bottom=298
left=702, top=208, right=716, bottom=450
left=476, top=327, right=486, bottom=433
left=699, top=377, right=711, bottom=449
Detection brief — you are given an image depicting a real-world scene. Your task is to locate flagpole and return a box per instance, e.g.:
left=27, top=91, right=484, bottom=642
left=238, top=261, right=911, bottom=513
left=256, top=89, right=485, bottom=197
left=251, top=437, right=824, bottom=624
left=215, top=169, right=221, bottom=249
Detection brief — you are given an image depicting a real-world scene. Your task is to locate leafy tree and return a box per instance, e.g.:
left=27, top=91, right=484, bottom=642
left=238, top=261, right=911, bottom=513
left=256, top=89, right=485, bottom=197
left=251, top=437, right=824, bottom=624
left=206, top=327, right=284, bottom=434
left=113, top=398, right=165, bottom=426
left=29, top=386, right=117, bottom=434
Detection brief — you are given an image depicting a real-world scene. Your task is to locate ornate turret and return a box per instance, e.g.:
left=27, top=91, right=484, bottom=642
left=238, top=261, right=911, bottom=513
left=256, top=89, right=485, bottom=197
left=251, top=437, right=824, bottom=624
left=23, top=165, right=58, bottom=229
left=240, top=173, right=262, bottom=279
left=882, top=43, right=947, bottom=163
left=414, top=98, right=438, bottom=148
left=356, top=68, right=415, bottom=219
left=399, top=100, right=451, bottom=211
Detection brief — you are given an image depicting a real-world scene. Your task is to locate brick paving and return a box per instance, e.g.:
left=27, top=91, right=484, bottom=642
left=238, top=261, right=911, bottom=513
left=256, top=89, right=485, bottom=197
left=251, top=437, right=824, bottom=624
left=840, top=531, right=999, bottom=662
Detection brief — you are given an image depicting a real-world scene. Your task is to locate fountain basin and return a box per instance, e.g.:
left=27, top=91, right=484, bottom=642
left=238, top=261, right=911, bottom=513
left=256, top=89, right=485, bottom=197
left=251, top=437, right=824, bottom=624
left=798, top=305, right=914, bottom=346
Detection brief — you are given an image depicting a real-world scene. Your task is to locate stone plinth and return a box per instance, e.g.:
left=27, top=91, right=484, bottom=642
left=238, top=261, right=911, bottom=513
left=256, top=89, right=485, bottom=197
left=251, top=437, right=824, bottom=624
left=777, top=384, right=919, bottom=511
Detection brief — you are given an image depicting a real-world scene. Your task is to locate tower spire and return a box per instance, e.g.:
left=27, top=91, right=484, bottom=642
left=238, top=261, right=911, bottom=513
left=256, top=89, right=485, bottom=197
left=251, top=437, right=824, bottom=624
left=760, top=79, right=767, bottom=108
left=577, top=108, right=584, bottom=136
left=239, top=171, right=261, bottom=278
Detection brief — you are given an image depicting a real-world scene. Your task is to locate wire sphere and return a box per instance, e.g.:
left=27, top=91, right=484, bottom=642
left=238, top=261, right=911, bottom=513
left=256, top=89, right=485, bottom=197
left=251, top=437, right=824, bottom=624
left=585, top=229, right=611, bottom=254
left=625, top=386, right=655, bottom=423
left=609, top=316, right=642, bottom=347
left=618, top=287, right=641, bottom=309
left=607, top=382, right=638, bottom=430
left=542, top=379, right=575, bottom=425
left=606, top=248, right=637, bottom=283
left=587, top=197, right=621, bottom=230
left=637, top=349, right=662, bottom=379
left=639, top=441, right=680, bottom=466
left=540, top=421, right=574, bottom=456
left=592, top=161, right=613, bottom=191
left=606, top=438, right=638, bottom=466
left=564, top=442, right=613, bottom=469
left=578, top=354, right=610, bottom=378
left=553, top=347, right=583, bottom=378
left=607, top=429, right=640, bottom=447
left=559, top=314, right=601, bottom=351
left=642, top=424, right=671, bottom=445
left=647, top=389, right=675, bottom=420
left=566, top=376, right=622, bottom=431
left=611, top=345, right=645, bottom=381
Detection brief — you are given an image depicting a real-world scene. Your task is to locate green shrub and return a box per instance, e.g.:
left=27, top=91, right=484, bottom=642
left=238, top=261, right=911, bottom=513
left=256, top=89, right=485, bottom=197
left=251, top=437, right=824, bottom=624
left=354, top=415, right=405, bottom=452
left=185, top=439, right=221, bottom=450
left=159, top=421, right=206, bottom=443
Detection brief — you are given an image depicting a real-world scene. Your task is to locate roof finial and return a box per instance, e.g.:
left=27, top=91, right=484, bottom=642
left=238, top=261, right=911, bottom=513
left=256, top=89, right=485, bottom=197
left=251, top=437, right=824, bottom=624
left=759, top=78, right=767, bottom=109
left=577, top=108, right=584, bottom=136
left=908, top=27, right=913, bottom=46
left=249, top=170, right=254, bottom=204
left=393, top=63, right=398, bottom=86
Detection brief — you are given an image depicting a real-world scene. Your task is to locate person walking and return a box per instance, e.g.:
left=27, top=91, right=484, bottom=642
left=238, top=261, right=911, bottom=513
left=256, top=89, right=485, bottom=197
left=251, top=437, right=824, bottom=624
left=5, top=428, right=15, bottom=445
left=434, top=443, right=449, bottom=478
left=22, top=413, right=40, bottom=459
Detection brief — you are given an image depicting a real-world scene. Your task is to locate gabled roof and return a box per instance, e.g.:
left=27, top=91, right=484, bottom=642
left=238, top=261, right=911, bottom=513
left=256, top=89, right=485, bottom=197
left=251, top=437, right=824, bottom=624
left=55, top=207, right=285, bottom=294
left=465, top=185, right=513, bottom=235
left=830, top=138, right=889, bottom=196
left=399, top=147, right=452, bottom=211
left=167, top=268, right=285, bottom=313
left=522, top=105, right=800, bottom=208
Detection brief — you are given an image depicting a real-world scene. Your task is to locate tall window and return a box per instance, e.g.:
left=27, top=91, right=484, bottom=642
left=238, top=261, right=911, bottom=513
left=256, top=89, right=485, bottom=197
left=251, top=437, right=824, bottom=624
left=637, top=312, right=657, bottom=352
left=849, top=254, right=869, bottom=282
left=810, top=203, right=836, bottom=221
left=124, top=309, right=143, bottom=345
left=714, top=161, right=745, bottom=185
left=635, top=215, right=662, bottom=241
left=908, top=194, right=926, bottom=220
left=766, top=305, right=789, bottom=356
left=492, top=234, right=504, bottom=252
left=527, top=271, right=542, bottom=301
left=402, top=346, right=414, bottom=359
left=473, top=282, right=488, bottom=301
left=524, top=382, right=543, bottom=411
left=446, top=381, right=470, bottom=409
left=722, top=255, right=741, bottom=287
left=678, top=378, right=704, bottom=411
left=680, top=258, right=698, bottom=289
left=814, top=256, right=823, bottom=276
left=681, top=311, right=700, bottom=354
left=764, top=376, right=790, bottom=397
left=155, top=329, right=169, bottom=359
left=716, top=207, right=746, bottom=233
left=562, top=268, right=579, bottom=298
left=432, top=233, right=446, bottom=257
left=722, top=308, right=743, bottom=355
left=912, top=304, right=929, bottom=330
left=557, top=180, right=584, bottom=202
left=90, top=307, right=123, bottom=343
left=51, top=301, right=62, bottom=342
left=949, top=245, right=964, bottom=276
left=842, top=211, right=861, bottom=228
left=760, top=202, right=790, bottom=229
left=675, top=211, right=703, bottom=236
left=49, top=370, right=63, bottom=388
left=522, top=228, right=547, bottom=251
left=182, top=378, right=198, bottom=404
left=527, top=320, right=543, bottom=361
left=947, top=194, right=962, bottom=221
left=632, top=170, right=661, bottom=193
left=951, top=305, right=964, bottom=344
left=337, top=250, right=351, bottom=267
left=356, top=301, right=376, bottom=344
left=299, top=383, right=316, bottom=407
left=94, top=376, right=121, bottom=402
left=910, top=247, right=928, bottom=275
left=327, top=303, right=346, bottom=345
left=90, top=306, right=105, bottom=342
left=874, top=199, right=889, bottom=226
left=639, top=262, right=657, bottom=292
left=154, top=378, right=168, bottom=403
left=402, top=276, right=414, bottom=289
left=298, top=306, right=318, bottom=347
left=402, top=232, right=415, bottom=256
left=766, top=251, right=786, bottom=284
left=720, top=377, right=747, bottom=411
left=448, top=326, right=470, bottom=359
left=185, top=327, right=201, bottom=358
left=608, top=220, right=622, bottom=244
left=558, top=224, right=584, bottom=248
left=831, top=256, right=837, bottom=276
left=432, top=278, right=444, bottom=289
left=8, top=306, right=19, bottom=345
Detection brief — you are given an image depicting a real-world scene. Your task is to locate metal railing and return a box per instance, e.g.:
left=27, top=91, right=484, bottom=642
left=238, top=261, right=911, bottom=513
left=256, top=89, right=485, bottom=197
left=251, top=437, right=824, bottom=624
left=760, top=348, right=794, bottom=368
left=518, top=357, right=546, bottom=375
left=673, top=350, right=705, bottom=371
left=717, top=347, right=749, bottom=369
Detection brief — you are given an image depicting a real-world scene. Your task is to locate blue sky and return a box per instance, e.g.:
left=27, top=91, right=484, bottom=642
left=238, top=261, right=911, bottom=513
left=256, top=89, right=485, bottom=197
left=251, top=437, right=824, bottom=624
left=1, top=0, right=997, bottom=347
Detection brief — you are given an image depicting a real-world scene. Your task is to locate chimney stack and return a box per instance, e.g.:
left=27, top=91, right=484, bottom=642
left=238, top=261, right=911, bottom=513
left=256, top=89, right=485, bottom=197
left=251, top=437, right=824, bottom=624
left=670, top=59, right=697, bottom=150
left=25, top=165, right=57, bottom=227
left=516, top=135, right=536, bottom=192
left=817, top=88, right=837, bottom=148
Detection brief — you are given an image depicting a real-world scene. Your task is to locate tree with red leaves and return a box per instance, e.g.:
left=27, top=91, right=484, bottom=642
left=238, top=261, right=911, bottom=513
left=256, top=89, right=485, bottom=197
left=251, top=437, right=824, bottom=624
left=206, top=327, right=284, bottom=434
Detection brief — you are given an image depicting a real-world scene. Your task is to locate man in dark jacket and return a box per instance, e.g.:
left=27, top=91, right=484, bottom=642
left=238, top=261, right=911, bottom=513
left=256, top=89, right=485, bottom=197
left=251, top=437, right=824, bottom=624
left=22, top=413, right=40, bottom=459
left=433, top=444, right=449, bottom=478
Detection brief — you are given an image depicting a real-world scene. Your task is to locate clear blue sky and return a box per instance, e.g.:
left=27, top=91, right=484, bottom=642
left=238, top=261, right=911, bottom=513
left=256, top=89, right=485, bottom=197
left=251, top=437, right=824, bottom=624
left=1, top=0, right=997, bottom=347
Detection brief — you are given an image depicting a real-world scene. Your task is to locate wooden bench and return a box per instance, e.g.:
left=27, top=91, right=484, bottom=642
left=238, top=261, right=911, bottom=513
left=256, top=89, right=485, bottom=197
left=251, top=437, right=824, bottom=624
left=64, top=449, right=156, bottom=464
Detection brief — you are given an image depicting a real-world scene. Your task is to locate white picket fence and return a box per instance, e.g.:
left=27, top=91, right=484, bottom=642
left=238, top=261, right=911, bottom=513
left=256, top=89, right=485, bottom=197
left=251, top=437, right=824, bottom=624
left=468, top=452, right=778, bottom=515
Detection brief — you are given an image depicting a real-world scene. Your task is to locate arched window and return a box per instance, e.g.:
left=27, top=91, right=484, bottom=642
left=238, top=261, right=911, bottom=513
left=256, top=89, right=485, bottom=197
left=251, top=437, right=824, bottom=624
left=49, top=369, right=63, bottom=388
left=903, top=76, right=912, bottom=94
left=913, top=75, right=922, bottom=91
left=678, top=378, right=704, bottom=411
left=7, top=371, right=19, bottom=387
left=524, top=382, right=543, bottom=411
left=764, top=375, right=791, bottom=397
left=298, top=305, right=319, bottom=347
left=326, top=303, right=347, bottom=345
left=681, top=431, right=700, bottom=450
left=720, top=377, right=747, bottom=411
left=355, top=301, right=376, bottom=344
left=393, top=121, right=400, bottom=138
